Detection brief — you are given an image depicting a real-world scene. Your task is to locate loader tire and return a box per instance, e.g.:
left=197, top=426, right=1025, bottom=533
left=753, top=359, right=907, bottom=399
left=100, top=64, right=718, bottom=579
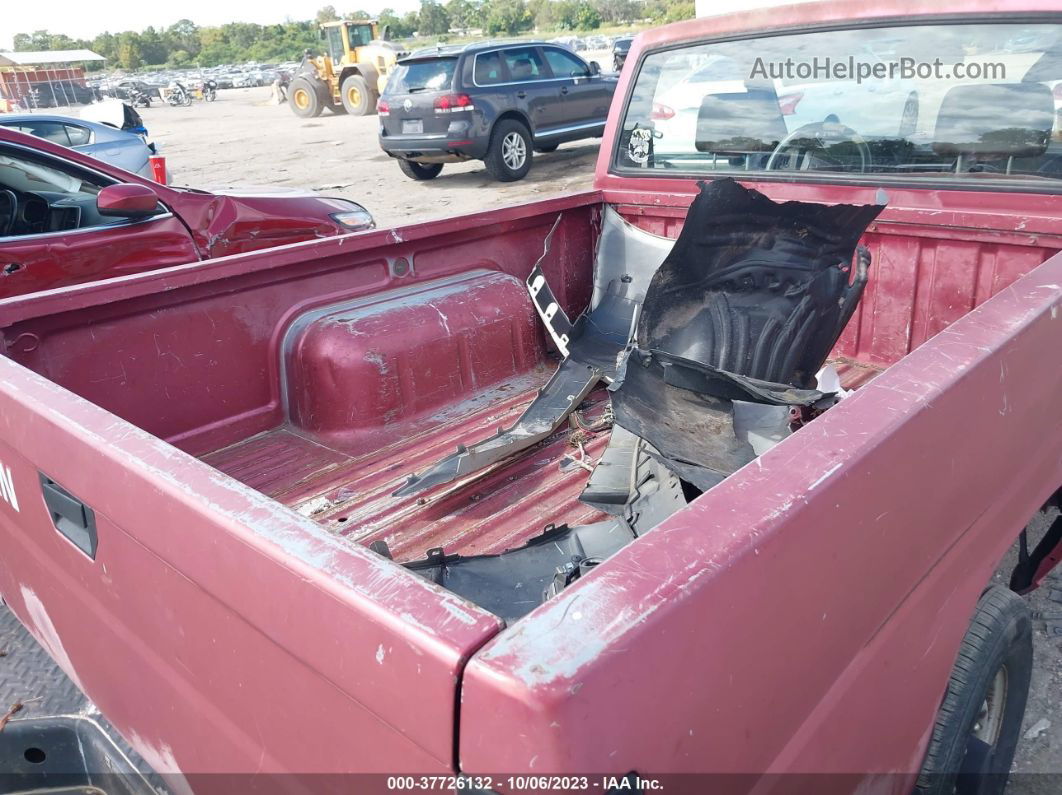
left=341, top=75, right=372, bottom=116
left=289, top=77, right=323, bottom=118
left=914, top=585, right=1032, bottom=795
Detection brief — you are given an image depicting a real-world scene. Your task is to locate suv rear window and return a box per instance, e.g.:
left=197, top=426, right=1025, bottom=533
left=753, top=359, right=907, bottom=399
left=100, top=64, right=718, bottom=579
left=387, top=58, right=457, bottom=94
left=616, top=21, right=1062, bottom=189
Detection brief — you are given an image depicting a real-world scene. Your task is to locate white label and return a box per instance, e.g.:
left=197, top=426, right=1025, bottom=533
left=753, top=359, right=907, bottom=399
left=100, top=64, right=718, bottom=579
left=0, top=462, right=19, bottom=513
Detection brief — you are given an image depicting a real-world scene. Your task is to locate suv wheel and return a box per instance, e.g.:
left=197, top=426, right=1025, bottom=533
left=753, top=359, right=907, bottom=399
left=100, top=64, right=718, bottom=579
left=485, top=120, right=533, bottom=182
left=398, top=160, right=444, bottom=181
left=340, top=75, right=372, bottom=116
left=289, top=77, right=323, bottom=118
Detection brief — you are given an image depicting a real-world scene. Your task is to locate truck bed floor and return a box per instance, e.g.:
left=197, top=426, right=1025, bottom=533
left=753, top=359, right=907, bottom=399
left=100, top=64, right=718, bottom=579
left=200, top=359, right=881, bottom=562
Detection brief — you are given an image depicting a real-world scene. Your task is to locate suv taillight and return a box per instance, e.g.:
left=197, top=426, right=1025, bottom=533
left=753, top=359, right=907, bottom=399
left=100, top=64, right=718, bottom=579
left=377, top=99, right=390, bottom=116
left=434, top=93, right=474, bottom=113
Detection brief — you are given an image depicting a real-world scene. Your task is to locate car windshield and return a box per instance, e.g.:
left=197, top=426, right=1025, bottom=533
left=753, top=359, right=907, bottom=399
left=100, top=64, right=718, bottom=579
left=616, top=21, right=1062, bottom=187
left=0, top=154, right=88, bottom=194
left=387, top=58, right=457, bottom=94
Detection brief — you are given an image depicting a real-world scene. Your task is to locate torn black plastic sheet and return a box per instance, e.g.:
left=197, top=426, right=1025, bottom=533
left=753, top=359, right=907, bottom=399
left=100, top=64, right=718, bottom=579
left=402, top=437, right=687, bottom=624
left=393, top=208, right=673, bottom=498
left=403, top=521, right=637, bottom=625
left=637, top=178, right=883, bottom=388
left=602, top=178, right=883, bottom=492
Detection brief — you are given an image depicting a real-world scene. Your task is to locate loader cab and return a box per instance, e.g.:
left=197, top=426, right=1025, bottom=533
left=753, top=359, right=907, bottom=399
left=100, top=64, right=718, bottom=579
left=321, top=21, right=379, bottom=66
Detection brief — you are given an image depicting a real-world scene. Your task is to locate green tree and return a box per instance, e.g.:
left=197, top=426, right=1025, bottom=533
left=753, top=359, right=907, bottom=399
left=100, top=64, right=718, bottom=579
left=445, top=0, right=477, bottom=30
left=379, top=7, right=417, bottom=37
left=346, top=9, right=372, bottom=19
left=116, top=32, right=144, bottom=69
left=167, top=19, right=200, bottom=57
left=484, top=0, right=531, bottom=35
left=419, top=1, right=451, bottom=35
left=316, top=5, right=340, bottom=23
left=663, top=0, right=694, bottom=22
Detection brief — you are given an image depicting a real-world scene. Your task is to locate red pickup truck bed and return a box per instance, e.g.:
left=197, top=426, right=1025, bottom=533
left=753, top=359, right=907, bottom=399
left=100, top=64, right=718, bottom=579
left=1, top=1, right=1061, bottom=790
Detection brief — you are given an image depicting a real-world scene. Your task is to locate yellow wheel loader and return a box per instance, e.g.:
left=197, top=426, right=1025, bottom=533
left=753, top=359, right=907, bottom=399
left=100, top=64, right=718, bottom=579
left=288, top=20, right=407, bottom=118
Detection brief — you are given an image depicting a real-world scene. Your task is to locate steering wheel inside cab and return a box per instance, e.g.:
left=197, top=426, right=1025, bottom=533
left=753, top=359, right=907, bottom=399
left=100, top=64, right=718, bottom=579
left=767, top=115, right=872, bottom=172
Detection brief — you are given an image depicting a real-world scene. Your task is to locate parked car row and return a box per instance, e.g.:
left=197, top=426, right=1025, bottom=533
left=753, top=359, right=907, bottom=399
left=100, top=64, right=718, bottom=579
left=90, top=62, right=297, bottom=106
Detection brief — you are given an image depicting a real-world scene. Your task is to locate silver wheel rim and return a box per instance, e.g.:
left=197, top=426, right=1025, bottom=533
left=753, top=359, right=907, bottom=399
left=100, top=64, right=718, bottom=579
left=502, top=131, right=526, bottom=170
left=972, top=666, right=1008, bottom=746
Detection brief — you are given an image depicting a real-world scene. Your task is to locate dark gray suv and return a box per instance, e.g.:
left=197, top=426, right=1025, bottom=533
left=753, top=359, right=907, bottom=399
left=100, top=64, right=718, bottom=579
left=378, top=41, right=618, bottom=182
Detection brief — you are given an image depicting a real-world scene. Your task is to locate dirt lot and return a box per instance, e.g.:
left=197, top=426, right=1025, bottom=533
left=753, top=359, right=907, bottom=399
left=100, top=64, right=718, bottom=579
left=28, top=82, right=1062, bottom=786
left=136, top=84, right=602, bottom=227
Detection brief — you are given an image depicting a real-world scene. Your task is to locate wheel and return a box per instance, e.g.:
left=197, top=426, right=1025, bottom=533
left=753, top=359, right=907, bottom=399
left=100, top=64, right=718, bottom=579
left=289, top=76, right=323, bottom=118
left=484, top=119, right=533, bottom=182
left=534, top=143, right=559, bottom=153
left=915, top=585, right=1033, bottom=795
left=398, top=160, right=443, bottom=181
left=340, top=75, right=372, bottom=116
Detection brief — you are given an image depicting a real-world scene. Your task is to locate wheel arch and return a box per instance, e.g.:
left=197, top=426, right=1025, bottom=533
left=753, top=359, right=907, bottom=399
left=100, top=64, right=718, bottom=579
left=491, top=109, right=533, bottom=138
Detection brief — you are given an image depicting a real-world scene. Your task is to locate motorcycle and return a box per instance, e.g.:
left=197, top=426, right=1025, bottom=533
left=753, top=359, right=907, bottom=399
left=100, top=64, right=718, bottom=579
left=166, top=81, right=192, bottom=107
left=127, top=88, right=151, bottom=108
left=202, top=79, right=218, bottom=102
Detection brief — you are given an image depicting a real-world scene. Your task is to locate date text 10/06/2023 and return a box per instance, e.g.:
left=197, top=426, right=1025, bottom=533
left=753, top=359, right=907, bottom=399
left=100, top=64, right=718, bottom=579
left=386, top=775, right=665, bottom=791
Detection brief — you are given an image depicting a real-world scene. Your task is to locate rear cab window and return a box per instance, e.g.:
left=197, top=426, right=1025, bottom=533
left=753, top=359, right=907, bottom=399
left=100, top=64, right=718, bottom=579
left=386, top=58, right=458, bottom=94
left=615, top=20, right=1062, bottom=190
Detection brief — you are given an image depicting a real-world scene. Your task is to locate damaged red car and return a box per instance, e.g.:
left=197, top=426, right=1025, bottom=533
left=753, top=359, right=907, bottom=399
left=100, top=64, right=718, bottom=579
left=0, top=127, right=374, bottom=297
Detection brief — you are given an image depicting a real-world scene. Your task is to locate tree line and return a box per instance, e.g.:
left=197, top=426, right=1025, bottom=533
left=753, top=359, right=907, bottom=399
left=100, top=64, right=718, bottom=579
left=9, top=0, right=694, bottom=71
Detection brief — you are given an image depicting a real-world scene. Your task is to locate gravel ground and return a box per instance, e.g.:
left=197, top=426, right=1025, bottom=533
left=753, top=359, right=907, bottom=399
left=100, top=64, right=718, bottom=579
left=134, top=80, right=606, bottom=228
left=15, top=75, right=1062, bottom=788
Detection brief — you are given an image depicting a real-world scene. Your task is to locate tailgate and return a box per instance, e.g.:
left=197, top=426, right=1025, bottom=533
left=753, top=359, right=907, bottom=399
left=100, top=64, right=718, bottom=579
left=381, top=57, right=458, bottom=138
left=0, top=356, right=502, bottom=775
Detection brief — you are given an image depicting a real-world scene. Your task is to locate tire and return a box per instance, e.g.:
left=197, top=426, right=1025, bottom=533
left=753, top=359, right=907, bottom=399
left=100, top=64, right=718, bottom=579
left=484, top=119, right=533, bottom=182
left=915, top=585, right=1033, bottom=795
left=289, top=76, right=323, bottom=118
left=398, top=160, right=443, bottom=181
left=340, top=74, right=372, bottom=116
left=534, top=143, right=559, bottom=153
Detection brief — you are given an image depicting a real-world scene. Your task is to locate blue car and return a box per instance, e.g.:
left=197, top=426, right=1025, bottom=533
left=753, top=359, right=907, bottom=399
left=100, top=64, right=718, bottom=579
left=0, top=105, right=155, bottom=178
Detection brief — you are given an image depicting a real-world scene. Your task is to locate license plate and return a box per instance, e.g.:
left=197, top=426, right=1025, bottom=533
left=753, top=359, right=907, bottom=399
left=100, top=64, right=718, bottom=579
left=402, top=119, right=423, bottom=135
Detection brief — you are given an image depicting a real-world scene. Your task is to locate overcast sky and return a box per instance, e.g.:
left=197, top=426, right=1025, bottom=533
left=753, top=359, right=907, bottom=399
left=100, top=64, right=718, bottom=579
left=2, top=0, right=423, bottom=50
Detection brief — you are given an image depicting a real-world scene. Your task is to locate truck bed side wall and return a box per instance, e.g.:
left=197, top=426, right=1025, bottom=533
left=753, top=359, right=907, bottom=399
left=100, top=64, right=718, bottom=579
left=460, top=242, right=1062, bottom=784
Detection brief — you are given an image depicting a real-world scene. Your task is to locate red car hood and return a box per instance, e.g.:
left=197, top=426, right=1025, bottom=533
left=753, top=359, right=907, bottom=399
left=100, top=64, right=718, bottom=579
left=168, top=188, right=368, bottom=259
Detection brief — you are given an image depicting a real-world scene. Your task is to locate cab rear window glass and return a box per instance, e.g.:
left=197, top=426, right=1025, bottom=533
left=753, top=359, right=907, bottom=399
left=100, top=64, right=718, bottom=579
left=616, top=21, right=1062, bottom=189
left=387, top=58, right=457, bottom=94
